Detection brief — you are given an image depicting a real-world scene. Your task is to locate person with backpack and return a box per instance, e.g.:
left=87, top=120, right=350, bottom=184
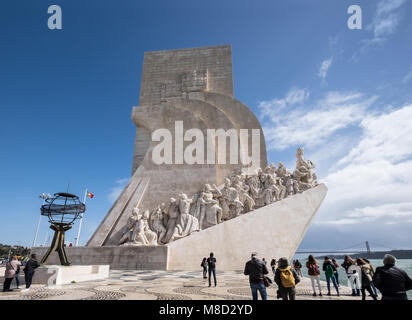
left=274, top=257, right=300, bottom=300
left=323, top=257, right=339, bottom=296
left=270, top=258, right=277, bottom=275
left=206, top=252, right=217, bottom=287
left=201, top=257, right=208, bottom=279
left=244, top=252, right=269, bottom=300
left=373, top=254, right=412, bottom=300
left=306, top=255, right=322, bottom=297
left=2, top=256, right=21, bottom=292
left=355, top=258, right=378, bottom=300
left=21, top=254, right=39, bottom=292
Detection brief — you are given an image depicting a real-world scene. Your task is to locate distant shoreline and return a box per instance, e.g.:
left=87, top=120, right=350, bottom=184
left=314, top=250, right=412, bottom=260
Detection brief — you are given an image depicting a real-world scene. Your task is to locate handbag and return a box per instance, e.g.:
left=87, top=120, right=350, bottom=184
left=263, top=276, right=271, bottom=287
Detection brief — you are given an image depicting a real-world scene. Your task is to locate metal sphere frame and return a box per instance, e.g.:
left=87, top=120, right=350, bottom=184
left=40, top=192, right=86, bottom=266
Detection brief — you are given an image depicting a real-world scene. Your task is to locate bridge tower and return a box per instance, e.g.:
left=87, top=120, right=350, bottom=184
left=365, top=241, right=371, bottom=257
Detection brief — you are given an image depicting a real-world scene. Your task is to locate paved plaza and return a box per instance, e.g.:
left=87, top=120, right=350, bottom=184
left=0, top=270, right=363, bottom=300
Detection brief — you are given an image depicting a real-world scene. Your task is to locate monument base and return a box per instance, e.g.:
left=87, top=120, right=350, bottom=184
left=32, top=265, right=110, bottom=285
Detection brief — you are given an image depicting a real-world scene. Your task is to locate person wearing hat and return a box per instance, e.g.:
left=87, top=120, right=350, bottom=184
left=373, top=254, right=412, bottom=300
left=244, top=252, right=269, bottom=300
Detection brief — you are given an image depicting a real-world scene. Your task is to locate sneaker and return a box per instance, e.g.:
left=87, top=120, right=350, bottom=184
left=319, top=292, right=323, bottom=297
left=327, top=293, right=331, bottom=296
left=21, top=288, right=30, bottom=292
left=312, top=293, right=317, bottom=297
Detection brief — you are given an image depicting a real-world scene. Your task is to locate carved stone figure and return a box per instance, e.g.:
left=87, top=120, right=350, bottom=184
left=149, top=206, right=167, bottom=244
left=216, top=178, right=233, bottom=221
left=234, top=182, right=255, bottom=213
left=119, top=206, right=140, bottom=245
left=294, top=147, right=318, bottom=188
left=130, top=211, right=149, bottom=245
left=161, top=198, right=180, bottom=244
left=202, top=193, right=222, bottom=229
left=142, top=210, right=158, bottom=245
left=172, top=193, right=200, bottom=239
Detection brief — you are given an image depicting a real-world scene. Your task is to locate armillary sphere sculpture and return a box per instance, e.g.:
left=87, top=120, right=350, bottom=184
left=40, top=192, right=85, bottom=266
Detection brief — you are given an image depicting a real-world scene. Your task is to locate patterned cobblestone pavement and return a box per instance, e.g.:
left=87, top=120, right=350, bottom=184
left=0, top=270, right=366, bottom=300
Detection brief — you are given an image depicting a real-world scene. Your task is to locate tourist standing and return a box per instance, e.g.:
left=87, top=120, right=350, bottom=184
left=274, top=257, right=300, bottom=300
left=2, top=256, right=21, bottom=292
left=244, top=252, right=269, bottom=300
left=306, top=255, right=322, bottom=297
left=270, top=258, right=277, bottom=275
left=207, top=252, right=217, bottom=287
left=262, top=258, right=267, bottom=265
left=373, top=254, right=412, bottom=300
left=14, top=258, right=21, bottom=289
left=342, top=255, right=360, bottom=296
left=21, top=254, right=39, bottom=292
left=363, top=258, right=378, bottom=296
left=355, top=258, right=377, bottom=300
left=331, top=259, right=340, bottom=287
left=294, top=259, right=303, bottom=277
left=323, top=257, right=339, bottom=296
left=201, top=257, right=208, bottom=279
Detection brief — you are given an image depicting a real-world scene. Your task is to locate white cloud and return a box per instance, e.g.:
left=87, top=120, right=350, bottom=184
left=258, top=88, right=309, bottom=118
left=258, top=90, right=378, bottom=150
left=108, top=178, right=129, bottom=203
left=353, top=0, right=406, bottom=60
left=318, top=58, right=333, bottom=80
left=316, top=105, right=412, bottom=228
left=374, top=0, right=406, bottom=35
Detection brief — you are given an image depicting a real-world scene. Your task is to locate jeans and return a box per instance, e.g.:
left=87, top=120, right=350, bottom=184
left=370, top=282, right=378, bottom=296
left=326, top=275, right=339, bottom=295
left=202, top=267, right=207, bottom=279
left=208, top=268, right=216, bottom=286
left=361, top=286, right=377, bottom=300
left=15, top=273, right=20, bottom=288
left=334, top=272, right=339, bottom=286
left=310, top=275, right=322, bottom=293
left=2, top=278, right=13, bottom=292
left=250, top=282, right=267, bottom=300
left=25, top=272, right=34, bottom=289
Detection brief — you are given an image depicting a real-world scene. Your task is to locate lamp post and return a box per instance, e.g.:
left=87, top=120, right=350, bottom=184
left=32, top=193, right=51, bottom=248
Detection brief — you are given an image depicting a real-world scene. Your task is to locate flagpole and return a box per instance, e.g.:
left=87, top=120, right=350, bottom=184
left=75, top=188, right=88, bottom=247
left=32, top=200, right=44, bottom=248
left=33, top=193, right=50, bottom=248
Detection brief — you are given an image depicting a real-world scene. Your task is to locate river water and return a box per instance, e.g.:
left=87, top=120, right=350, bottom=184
left=290, top=257, right=412, bottom=299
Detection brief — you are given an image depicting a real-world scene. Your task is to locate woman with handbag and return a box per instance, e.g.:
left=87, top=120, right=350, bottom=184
left=2, top=256, right=21, bottom=292
left=306, top=255, right=322, bottom=297
left=356, top=258, right=378, bottom=300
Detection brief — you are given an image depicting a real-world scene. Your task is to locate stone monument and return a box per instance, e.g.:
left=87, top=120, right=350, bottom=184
left=34, top=45, right=327, bottom=270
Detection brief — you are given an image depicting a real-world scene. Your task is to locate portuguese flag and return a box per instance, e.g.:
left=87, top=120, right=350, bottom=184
left=87, top=192, right=94, bottom=198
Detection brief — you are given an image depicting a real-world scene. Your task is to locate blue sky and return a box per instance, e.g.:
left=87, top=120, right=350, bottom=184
left=1, top=0, right=411, bottom=251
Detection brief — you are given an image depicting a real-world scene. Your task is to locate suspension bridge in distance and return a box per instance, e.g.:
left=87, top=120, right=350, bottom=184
left=295, top=241, right=400, bottom=256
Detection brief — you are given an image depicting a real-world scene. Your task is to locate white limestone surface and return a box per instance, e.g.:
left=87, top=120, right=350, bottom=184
left=167, top=184, right=327, bottom=270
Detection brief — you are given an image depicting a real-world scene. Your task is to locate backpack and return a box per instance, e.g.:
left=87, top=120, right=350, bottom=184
left=308, top=263, right=320, bottom=276
left=279, top=267, right=296, bottom=288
